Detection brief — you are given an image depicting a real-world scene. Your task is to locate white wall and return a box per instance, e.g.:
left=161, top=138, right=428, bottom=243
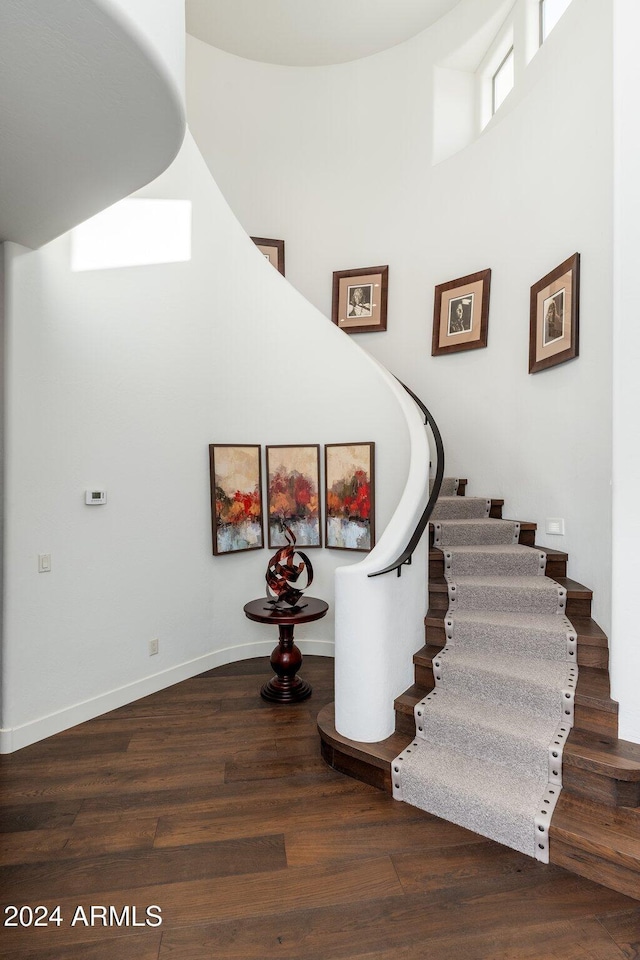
left=1, top=133, right=411, bottom=751
left=101, top=0, right=186, bottom=100
left=612, top=0, right=640, bottom=742
left=187, top=0, right=621, bottom=704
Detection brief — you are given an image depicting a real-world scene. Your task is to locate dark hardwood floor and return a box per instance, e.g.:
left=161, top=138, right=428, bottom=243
left=1, top=656, right=639, bottom=959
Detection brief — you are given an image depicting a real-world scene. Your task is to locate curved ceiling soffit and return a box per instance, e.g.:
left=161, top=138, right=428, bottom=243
left=185, top=0, right=464, bottom=66
left=0, top=0, right=186, bottom=248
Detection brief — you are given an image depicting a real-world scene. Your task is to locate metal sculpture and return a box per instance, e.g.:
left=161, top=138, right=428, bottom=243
left=265, top=523, right=313, bottom=609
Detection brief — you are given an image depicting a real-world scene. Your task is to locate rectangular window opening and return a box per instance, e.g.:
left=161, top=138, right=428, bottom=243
left=492, top=46, right=514, bottom=115
left=540, top=0, right=573, bottom=44
left=71, top=199, right=192, bottom=272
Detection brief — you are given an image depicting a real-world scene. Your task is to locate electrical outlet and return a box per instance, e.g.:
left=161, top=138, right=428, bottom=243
left=148, top=638, right=159, bottom=656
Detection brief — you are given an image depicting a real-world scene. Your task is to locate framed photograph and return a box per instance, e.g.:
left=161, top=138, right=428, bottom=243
left=251, top=237, right=285, bottom=276
left=529, top=253, right=580, bottom=374
left=266, top=445, right=322, bottom=549
left=332, top=265, right=388, bottom=334
left=432, top=268, right=491, bottom=356
left=325, top=443, right=375, bottom=551
left=209, top=444, right=264, bottom=555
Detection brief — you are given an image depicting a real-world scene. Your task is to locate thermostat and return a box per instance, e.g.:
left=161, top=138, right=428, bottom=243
left=85, top=490, right=107, bottom=505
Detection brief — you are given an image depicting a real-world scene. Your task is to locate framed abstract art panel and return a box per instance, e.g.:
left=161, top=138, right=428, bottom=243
left=325, top=442, right=375, bottom=551
left=209, top=444, right=264, bottom=555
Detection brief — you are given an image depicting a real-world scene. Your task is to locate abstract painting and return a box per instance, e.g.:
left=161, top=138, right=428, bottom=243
left=325, top=442, right=375, bottom=551
left=266, top=445, right=321, bottom=548
left=209, top=444, right=264, bottom=555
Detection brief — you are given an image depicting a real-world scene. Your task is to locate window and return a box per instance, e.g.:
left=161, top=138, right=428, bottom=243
left=71, top=199, right=192, bottom=272
left=540, top=0, right=573, bottom=43
left=492, top=46, right=514, bottom=115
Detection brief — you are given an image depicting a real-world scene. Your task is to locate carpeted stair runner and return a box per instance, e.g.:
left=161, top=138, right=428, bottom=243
left=433, top=518, right=520, bottom=546
left=393, top=480, right=577, bottom=862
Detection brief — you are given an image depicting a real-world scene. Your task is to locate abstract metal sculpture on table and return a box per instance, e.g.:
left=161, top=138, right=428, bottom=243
left=243, top=523, right=326, bottom=702
left=265, top=523, right=313, bottom=610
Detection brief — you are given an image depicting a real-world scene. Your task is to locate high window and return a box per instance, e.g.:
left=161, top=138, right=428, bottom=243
left=71, top=199, right=192, bottom=272
left=540, top=0, right=573, bottom=43
left=492, top=46, right=515, bottom=115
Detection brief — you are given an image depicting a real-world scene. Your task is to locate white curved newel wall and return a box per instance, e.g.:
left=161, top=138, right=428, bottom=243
left=335, top=363, right=430, bottom=742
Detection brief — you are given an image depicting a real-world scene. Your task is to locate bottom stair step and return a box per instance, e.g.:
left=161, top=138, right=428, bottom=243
left=392, top=739, right=560, bottom=861
left=550, top=793, right=640, bottom=899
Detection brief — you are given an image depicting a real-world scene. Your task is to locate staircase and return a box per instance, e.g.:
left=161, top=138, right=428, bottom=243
left=318, top=478, right=640, bottom=900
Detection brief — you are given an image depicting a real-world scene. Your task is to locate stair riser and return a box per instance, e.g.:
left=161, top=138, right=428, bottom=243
left=423, top=624, right=608, bottom=669
left=574, top=704, right=618, bottom=739
left=562, top=767, right=640, bottom=807
left=550, top=838, right=640, bottom=901
left=395, top=711, right=418, bottom=737
left=415, top=662, right=437, bottom=688
left=320, top=740, right=390, bottom=792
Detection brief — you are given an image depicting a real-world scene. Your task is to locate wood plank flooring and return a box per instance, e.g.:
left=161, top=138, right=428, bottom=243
left=1, top=656, right=639, bottom=960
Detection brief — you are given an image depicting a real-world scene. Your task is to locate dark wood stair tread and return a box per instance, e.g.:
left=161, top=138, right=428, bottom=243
left=413, top=644, right=443, bottom=666
left=564, top=729, right=640, bottom=780
left=568, top=617, right=608, bottom=646
left=317, top=703, right=409, bottom=767
left=394, top=684, right=425, bottom=716
left=553, top=792, right=640, bottom=835
left=551, top=793, right=640, bottom=866
left=550, top=793, right=640, bottom=899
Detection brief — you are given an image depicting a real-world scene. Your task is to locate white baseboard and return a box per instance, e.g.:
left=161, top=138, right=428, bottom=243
left=0, top=639, right=335, bottom=754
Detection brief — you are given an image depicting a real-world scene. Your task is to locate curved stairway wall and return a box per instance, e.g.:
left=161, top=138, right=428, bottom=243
left=1, top=132, right=417, bottom=751
left=0, top=0, right=186, bottom=247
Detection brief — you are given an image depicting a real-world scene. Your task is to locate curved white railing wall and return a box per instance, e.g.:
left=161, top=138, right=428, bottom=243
left=335, top=363, right=430, bottom=742
left=99, top=0, right=185, bottom=101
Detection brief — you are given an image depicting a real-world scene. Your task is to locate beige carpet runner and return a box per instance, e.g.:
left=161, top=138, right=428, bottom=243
left=393, top=479, right=577, bottom=861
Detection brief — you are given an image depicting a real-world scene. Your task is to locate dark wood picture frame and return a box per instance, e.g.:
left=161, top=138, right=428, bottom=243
left=529, top=253, right=580, bottom=374
left=251, top=237, right=285, bottom=276
left=209, top=444, right=264, bottom=555
left=266, top=444, right=322, bottom=549
left=431, top=268, right=491, bottom=356
left=325, top=442, right=375, bottom=552
left=332, top=265, right=388, bottom=334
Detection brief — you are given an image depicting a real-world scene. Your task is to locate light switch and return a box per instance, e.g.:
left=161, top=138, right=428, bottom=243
left=38, top=554, right=51, bottom=573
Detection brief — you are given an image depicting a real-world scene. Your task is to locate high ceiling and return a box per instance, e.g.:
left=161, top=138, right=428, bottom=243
left=186, top=0, right=463, bottom=66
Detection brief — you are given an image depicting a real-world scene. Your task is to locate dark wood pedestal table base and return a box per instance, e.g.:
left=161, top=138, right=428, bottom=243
left=243, top=597, right=329, bottom=703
